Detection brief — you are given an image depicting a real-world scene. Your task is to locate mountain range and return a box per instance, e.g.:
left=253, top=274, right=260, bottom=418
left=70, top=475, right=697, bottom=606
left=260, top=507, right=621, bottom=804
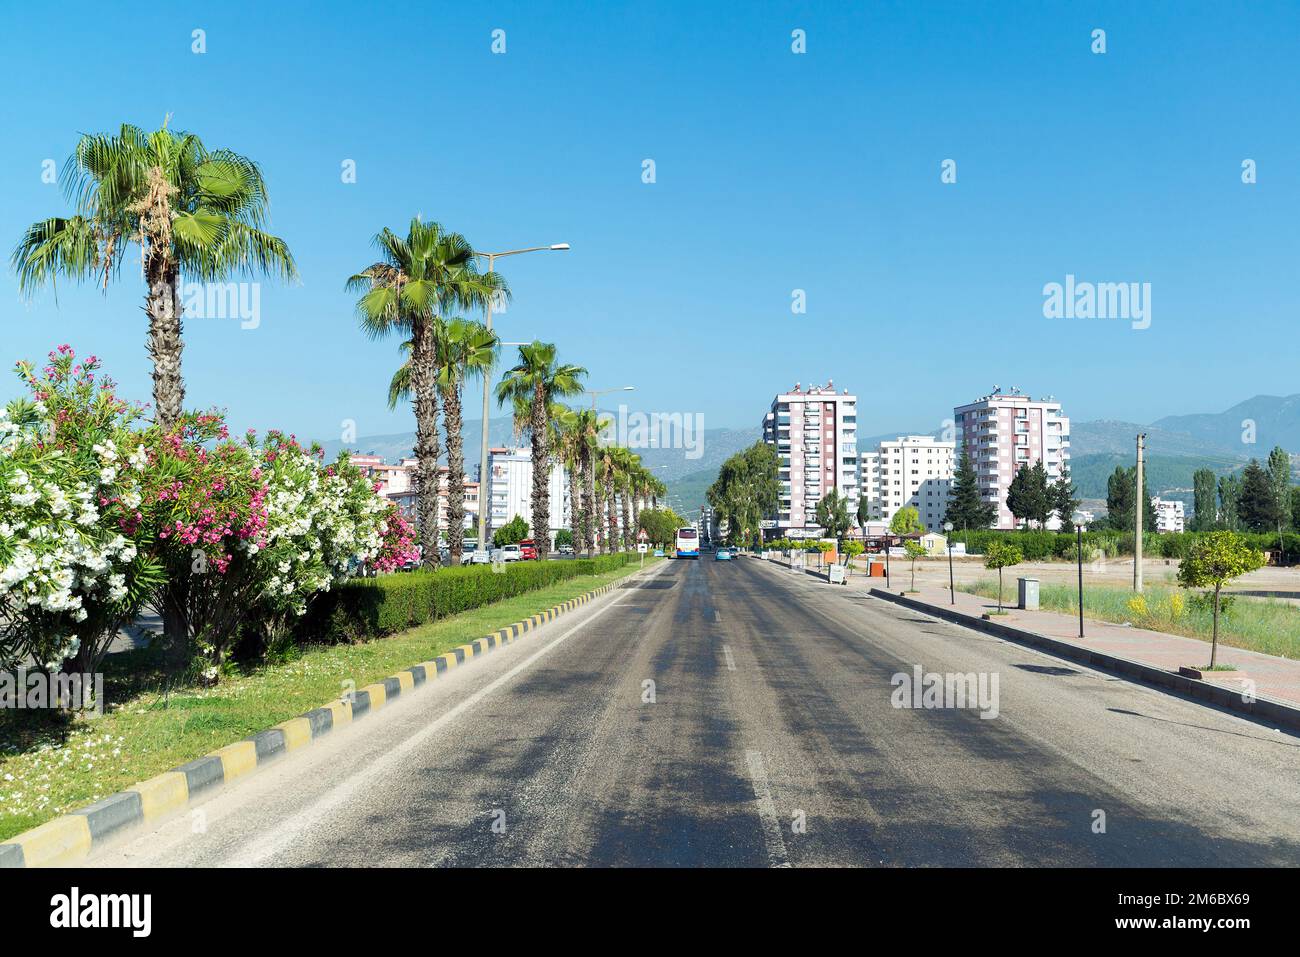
left=313, top=393, right=1300, bottom=516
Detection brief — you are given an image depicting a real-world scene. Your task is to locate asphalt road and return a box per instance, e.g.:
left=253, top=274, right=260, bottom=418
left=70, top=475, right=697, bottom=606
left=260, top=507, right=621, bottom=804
left=90, top=556, right=1300, bottom=867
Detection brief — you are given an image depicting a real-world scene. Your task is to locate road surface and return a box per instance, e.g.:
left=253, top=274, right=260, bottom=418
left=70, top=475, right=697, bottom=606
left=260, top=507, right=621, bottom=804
left=89, top=556, right=1300, bottom=867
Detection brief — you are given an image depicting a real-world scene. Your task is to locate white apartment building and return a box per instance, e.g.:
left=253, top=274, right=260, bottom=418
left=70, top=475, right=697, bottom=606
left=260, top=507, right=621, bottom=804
left=761, top=381, right=859, bottom=538
left=486, top=447, right=570, bottom=544
left=1152, top=497, right=1185, bottom=533
left=954, top=389, right=1071, bottom=530
left=863, top=436, right=955, bottom=532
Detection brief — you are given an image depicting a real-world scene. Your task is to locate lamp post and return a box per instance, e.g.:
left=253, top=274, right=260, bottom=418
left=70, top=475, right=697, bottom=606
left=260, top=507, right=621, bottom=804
left=472, top=243, right=569, bottom=557
left=1074, top=513, right=1085, bottom=639
left=943, top=520, right=955, bottom=605
left=884, top=531, right=891, bottom=589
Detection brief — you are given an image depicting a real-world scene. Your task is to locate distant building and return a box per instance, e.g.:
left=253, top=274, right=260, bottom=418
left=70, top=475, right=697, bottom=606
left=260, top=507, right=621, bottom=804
left=862, top=435, right=954, bottom=533
left=954, top=389, right=1071, bottom=530
left=1152, top=497, right=1185, bottom=533
left=761, top=380, right=859, bottom=538
left=486, top=447, right=570, bottom=545
left=385, top=467, right=479, bottom=537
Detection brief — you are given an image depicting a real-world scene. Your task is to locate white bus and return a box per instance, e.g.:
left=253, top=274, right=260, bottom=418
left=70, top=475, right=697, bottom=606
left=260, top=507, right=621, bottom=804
left=675, top=526, right=700, bottom=559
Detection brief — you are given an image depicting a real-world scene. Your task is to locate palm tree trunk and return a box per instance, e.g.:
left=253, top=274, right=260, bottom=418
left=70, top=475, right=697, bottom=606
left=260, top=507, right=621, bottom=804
left=410, top=319, right=441, bottom=568
left=568, top=461, right=582, bottom=553
left=443, top=380, right=465, bottom=565
left=621, top=493, right=633, bottom=550
left=583, top=449, right=597, bottom=558
left=605, top=471, right=617, bottom=554
left=530, top=384, right=550, bottom=558
left=146, top=258, right=186, bottom=431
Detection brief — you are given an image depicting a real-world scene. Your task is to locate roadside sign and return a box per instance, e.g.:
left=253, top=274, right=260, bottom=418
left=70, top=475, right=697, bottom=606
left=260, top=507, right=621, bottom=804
left=637, top=529, right=649, bottom=541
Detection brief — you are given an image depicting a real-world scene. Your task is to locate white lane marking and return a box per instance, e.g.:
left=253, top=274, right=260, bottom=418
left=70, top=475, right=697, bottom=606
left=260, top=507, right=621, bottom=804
left=219, top=586, right=648, bottom=868
left=744, top=749, right=791, bottom=868
left=723, top=645, right=736, bottom=671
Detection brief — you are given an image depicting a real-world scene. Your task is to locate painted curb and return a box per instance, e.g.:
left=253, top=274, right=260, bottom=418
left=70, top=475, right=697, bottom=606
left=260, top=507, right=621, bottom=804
left=869, top=588, right=1300, bottom=735
left=0, top=570, right=642, bottom=867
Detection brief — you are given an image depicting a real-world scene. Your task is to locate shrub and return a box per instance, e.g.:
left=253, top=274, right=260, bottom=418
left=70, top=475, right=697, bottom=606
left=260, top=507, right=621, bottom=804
left=298, top=553, right=634, bottom=643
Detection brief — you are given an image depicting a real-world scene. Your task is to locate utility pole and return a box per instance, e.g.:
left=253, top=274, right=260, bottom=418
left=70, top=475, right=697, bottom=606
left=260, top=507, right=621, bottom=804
left=1134, top=433, right=1145, bottom=593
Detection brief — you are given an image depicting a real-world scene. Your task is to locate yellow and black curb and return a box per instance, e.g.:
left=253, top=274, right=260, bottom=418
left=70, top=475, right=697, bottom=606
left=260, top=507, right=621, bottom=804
left=0, top=578, right=628, bottom=868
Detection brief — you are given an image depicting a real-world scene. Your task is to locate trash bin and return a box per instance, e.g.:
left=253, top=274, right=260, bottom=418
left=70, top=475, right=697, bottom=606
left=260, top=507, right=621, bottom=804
left=1017, top=577, right=1040, bottom=611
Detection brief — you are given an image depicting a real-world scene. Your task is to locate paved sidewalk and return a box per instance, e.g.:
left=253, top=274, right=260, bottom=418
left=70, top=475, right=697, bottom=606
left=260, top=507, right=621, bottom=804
left=871, top=581, right=1300, bottom=709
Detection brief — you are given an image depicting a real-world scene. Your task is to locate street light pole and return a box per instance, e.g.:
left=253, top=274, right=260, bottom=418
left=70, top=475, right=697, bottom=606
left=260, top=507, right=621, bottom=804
left=944, top=520, right=955, bottom=605
left=472, top=244, right=569, bottom=556
left=1076, top=520, right=1085, bottom=639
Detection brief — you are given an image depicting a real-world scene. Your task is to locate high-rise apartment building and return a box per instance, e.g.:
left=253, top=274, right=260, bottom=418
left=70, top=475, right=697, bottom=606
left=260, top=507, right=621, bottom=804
left=953, top=389, right=1071, bottom=530
left=863, top=436, right=955, bottom=532
left=761, top=381, right=859, bottom=538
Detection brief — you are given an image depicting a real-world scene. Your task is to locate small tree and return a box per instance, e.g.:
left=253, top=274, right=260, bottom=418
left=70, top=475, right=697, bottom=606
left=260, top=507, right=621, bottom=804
left=983, top=541, right=1023, bottom=612
left=492, top=514, right=529, bottom=547
left=815, top=488, right=852, bottom=548
left=555, top=528, right=574, bottom=549
left=903, top=539, right=927, bottom=592
left=889, top=506, right=924, bottom=537
left=1176, top=531, right=1265, bottom=668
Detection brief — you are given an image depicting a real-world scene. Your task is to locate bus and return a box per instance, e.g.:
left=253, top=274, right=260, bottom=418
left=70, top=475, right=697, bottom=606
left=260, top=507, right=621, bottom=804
left=675, top=527, right=700, bottom=559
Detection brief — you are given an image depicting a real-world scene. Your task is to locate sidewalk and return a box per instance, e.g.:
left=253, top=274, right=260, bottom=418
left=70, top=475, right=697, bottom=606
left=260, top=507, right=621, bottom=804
left=877, top=583, right=1300, bottom=709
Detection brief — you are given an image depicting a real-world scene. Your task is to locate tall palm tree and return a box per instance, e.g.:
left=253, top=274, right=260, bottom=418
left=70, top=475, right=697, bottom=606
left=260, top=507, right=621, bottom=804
left=349, top=218, right=504, bottom=568
left=390, top=319, right=499, bottom=565
left=618, top=452, right=642, bottom=549
left=13, top=120, right=296, bottom=430
left=596, top=444, right=616, bottom=554
left=495, top=342, right=586, bottom=556
left=551, top=406, right=587, bottom=553
left=571, top=408, right=603, bottom=558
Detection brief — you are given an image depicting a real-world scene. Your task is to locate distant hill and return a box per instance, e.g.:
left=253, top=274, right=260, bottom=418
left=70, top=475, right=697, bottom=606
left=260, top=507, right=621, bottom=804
left=1152, top=394, right=1300, bottom=457
left=1067, top=452, right=1244, bottom=504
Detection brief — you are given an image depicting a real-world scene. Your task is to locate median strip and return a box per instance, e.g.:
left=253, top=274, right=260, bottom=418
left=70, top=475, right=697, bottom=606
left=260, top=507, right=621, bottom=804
left=0, top=576, right=633, bottom=868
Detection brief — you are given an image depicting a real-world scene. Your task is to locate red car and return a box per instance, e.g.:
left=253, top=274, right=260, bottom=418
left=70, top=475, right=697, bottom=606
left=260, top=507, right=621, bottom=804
left=518, top=539, right=538, bottom=560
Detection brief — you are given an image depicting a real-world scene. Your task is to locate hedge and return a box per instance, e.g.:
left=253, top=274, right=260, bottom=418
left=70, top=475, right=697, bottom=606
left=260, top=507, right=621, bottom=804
left=295, top=553, right=636, bottom=643
left=949, top=529, right=1300, bottom=564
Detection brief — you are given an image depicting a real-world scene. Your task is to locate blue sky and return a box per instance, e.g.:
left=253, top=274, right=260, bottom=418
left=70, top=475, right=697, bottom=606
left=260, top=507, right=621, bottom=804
left=2, top=1, right=1298, bottom=446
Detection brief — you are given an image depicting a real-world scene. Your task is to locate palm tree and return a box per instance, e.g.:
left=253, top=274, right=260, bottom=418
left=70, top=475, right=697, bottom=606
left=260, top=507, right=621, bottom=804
left=495, top=342, right=586, bottom=556
left=597, top=444, right=617, bottom=554
left=551, top=406, right=587, bottom=553
left=571, top=408, right=603, bottom=558
left=390, top=318, right=499, bottom=565
left=13, top=120, right=296, bottom=430
left=349, top=218, right=504, bottom=568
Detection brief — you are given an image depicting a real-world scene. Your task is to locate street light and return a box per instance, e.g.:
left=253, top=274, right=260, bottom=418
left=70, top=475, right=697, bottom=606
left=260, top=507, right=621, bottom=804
left=472, top=243, right=570, bottom=554
left=1073, top=511, right=1086, bottom=639
left=943, top=520, right=955, bottom=605
left=587, top=385, right=635, bottom=410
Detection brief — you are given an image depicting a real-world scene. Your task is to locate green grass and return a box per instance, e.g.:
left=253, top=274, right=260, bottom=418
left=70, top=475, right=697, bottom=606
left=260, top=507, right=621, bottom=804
left=0, top=559, right=655, bottom=843
left=956, top=577, right=1300, bottom=661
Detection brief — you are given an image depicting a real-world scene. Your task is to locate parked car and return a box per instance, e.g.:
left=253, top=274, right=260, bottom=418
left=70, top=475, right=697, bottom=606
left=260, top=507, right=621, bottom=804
left=558, top=543, right=574, bottom=556
left=493, top=544, right=522, bottom=562
left=518, top=539, right=538, bottom=560
left=715, top=547, right=732, bottom=561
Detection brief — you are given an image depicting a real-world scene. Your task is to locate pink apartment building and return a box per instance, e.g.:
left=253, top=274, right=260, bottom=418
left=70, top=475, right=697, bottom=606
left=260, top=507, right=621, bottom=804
left=761, top=381, right=859, bottom=538
left=953, top=390, right=1071, bottom=530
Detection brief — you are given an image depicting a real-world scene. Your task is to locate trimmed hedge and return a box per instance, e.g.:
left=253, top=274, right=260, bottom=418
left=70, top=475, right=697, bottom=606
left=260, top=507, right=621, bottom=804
left=296, top=553, right=636, bottom=643
left=949, top=529, right=1300, bottom=564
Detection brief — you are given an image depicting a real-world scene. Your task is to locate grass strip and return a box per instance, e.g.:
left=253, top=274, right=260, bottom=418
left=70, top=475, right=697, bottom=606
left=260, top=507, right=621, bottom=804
left=0, top=559, right=655, bottom=842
